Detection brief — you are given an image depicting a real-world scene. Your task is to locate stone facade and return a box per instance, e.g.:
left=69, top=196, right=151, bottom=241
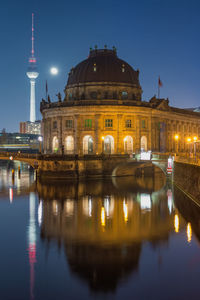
left=40, top=49, right=200, bottom=155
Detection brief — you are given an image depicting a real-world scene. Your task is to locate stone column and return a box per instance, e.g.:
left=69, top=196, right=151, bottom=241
left=135, top=116, right=140, bottom=153
left=117, top=114, right=123, bottom=153
left=148, top=117, right=152, bottom=151
left=48, top=118, right=52, bottom=153
left=94, top=114, right=101, bottom=154
left=74, top=114, right=80, bottom=155
left=58, top=116, right=63, bottom=154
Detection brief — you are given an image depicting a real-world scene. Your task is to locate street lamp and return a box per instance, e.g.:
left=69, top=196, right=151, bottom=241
left=38, top=136, right=43, bottom=153
left=174, top=134, right=179, bottom=154
left=101, top=136, right=104, bottom=153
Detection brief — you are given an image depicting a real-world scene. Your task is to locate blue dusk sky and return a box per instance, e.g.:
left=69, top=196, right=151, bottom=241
left=0, top=0, right=200, bottom=132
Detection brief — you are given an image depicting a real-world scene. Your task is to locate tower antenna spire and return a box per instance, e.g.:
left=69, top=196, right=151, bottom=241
left=29, top=13, right=36, bottom=63
left=32, top=13, right=34, bottom=57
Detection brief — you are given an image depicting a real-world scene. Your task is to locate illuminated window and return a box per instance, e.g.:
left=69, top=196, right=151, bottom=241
left=85, top=119, right=92, bottom=128
left=122, top=64, right=125, bottom=72
left=122, top=91, right=128, bottom=99
left=141, top=119, right=146, bottom=128
left=93, top=63, right=97, bottom=72
left=66, top=119, right=73, bottom=128
left=53, top=121, right=57, bottom=129
left=125, top=119, right=132, bottom=128
left=105, top=119, right=113, bottom=128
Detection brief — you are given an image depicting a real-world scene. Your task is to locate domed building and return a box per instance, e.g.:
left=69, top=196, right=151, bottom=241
left=41, top=47, right=200, bottom=155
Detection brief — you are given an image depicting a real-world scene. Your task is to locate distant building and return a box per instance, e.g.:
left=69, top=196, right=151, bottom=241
left=0, top=132, right=42, bottom=152
left=20, top=120, right=41, bottom=135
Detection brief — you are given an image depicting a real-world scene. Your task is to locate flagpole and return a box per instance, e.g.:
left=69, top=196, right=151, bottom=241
left=45, top=80, right=48, bottom=102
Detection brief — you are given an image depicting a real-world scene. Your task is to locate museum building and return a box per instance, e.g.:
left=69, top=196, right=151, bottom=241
left=40, top=47, right=200, bottom=155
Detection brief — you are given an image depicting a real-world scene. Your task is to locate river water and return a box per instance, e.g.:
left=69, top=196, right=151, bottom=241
left=0, top=160, right=200, bottom=300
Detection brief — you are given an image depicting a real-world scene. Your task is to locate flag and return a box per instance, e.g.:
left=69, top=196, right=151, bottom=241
left=158, top=76, right=163, bottom=87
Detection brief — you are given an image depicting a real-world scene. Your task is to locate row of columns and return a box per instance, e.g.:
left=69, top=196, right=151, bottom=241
left=43, top=114, right=200, bottom=154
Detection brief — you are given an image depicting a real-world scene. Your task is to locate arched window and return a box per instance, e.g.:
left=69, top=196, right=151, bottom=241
left=65, top=136, right=74, bottom=154
left=124, top=136, right=133, bottom=153
left=52, top=136, right=59, bottom=153
left=83, top=135, right=94, bottom=154
left=122, top=91, right=128, bottom=100
left=104, top=135, right=114, bottom=154
left=141, top=136, right=147, bottom=151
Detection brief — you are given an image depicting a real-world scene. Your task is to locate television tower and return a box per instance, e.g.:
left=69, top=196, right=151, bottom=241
left=26, top=13, right=39, bottom=123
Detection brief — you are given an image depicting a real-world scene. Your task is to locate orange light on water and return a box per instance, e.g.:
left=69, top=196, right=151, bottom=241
left=101, top=207, right=105, bottom=227
left=174, top=214, right=179, bottom=233
left=123, top=200, right=128, bottom=223
left=187, top=222, right=192, bottom=243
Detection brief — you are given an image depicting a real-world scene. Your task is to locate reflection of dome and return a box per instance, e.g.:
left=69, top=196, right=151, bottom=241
left=67, top=49, right=140, bottom=86
left=65, top=242, right=141, bottom=292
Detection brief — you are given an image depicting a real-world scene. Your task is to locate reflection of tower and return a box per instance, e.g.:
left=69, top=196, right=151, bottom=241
left=28, top=192, right=37, bottom=300
left=26, top=13, right=39, bottom=123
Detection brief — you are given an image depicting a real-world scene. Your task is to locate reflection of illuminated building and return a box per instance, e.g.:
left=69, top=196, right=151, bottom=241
left=39, top=179, right=185, bottom=292
left=28, top=193, right=37, bottom=300
left=140, top=193, right=151, bottom=211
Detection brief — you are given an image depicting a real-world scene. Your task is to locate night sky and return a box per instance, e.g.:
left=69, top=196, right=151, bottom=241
left=0, top=0, right=200, bottom=132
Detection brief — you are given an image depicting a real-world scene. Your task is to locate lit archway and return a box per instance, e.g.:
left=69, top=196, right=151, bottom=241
left=124, top=136, right=133, bottom=153
left=104, top=135, right=114, bottom=154
left=52, top=136, right=59, bottom=153
left=65, top=136, right=74, bottom=154
left=83, top=135, right=93, bottom=154
left=141, top=136, right=147, bottom=151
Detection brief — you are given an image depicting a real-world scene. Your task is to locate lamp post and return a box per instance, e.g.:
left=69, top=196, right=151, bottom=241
left=187, top=137, right=192, bottom=158
left=193, top=136, right=197, bottom=161
left=174, top=134, right=179, bottom=155
left=101, top=136, right=104, bottom=154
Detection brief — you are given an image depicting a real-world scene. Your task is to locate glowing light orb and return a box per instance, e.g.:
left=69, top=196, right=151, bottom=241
left=50, top=67, right=58, bottom=75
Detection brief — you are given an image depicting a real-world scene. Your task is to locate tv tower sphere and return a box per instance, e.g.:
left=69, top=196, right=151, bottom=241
left=26, top=13, right=39, bottom=123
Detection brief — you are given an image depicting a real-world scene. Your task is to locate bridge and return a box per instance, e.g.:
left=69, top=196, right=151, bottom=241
left=0, top=151, right=169, bottom=180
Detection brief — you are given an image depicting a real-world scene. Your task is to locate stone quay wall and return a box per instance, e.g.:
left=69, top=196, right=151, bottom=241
left=173, top=161, right=200, bottom=204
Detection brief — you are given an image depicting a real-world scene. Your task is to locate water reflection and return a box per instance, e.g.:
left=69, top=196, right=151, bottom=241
left=1, top=160, right=200, bottom=297
left=38, top=175, right=185, bottom=292
left=28, top=193, right=37, bottom=300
